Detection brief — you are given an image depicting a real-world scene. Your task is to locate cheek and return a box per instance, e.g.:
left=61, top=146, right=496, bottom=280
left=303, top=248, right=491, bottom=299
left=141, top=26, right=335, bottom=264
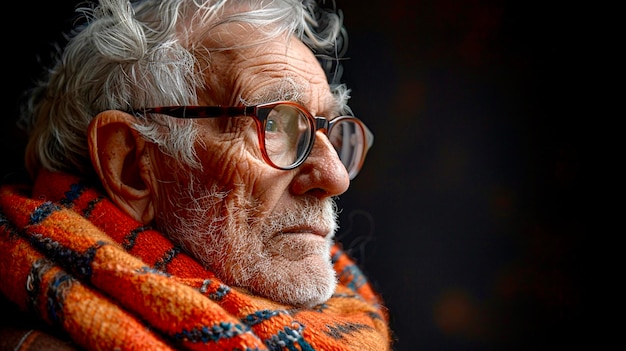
left=166, top=124, right=292, bottom=216
left=196, top=144, right=291, bottom=222
left=197, top=141, right=262, bottom=189
left=194, top=125, right=271, bottom=189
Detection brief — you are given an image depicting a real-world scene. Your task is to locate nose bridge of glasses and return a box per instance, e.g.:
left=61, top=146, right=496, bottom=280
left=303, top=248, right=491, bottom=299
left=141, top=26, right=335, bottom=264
left=313, top=116, right=330, bottom=133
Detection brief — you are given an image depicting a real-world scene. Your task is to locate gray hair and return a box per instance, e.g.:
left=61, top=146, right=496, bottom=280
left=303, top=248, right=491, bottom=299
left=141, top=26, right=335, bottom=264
left=19, top=0, right=351, bottom=178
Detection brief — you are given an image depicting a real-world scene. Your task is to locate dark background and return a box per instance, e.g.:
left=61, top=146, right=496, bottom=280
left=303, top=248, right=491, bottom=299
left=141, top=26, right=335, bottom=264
left=3, top=1, right=592, bottom=350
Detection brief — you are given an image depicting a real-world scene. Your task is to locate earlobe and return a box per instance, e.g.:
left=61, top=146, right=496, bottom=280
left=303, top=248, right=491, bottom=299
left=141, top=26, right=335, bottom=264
left=88, top=110, right=155, bottom=224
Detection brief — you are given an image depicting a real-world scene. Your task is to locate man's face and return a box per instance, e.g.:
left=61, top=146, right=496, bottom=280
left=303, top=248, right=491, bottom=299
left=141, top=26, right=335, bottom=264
left=146, top=33, right=351, bottom=307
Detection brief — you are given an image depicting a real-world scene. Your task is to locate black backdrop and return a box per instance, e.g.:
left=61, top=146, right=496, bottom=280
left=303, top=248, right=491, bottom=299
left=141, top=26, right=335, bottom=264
left=3, top=1, right=592, bottom=350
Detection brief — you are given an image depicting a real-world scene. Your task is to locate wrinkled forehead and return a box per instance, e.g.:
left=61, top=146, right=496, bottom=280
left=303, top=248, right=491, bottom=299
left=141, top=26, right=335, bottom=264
left=193, top=23, right=339, bottom=114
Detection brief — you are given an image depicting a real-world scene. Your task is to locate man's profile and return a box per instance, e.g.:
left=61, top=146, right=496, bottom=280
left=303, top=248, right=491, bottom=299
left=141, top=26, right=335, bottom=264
left=0, top=0, right=392, bottom=350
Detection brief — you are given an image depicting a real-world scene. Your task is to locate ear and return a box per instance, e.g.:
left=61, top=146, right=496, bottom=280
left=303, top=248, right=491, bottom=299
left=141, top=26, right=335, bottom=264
left=88, top=110, right=155, bottom=224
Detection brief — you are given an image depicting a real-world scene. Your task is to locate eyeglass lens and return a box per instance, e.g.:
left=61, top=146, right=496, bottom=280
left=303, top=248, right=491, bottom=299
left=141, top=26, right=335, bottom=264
left=262, top=104, right=313, bottom=168
left=328, top=121, right=364, bottom=178
left=261, top=104, right=365, bottom=176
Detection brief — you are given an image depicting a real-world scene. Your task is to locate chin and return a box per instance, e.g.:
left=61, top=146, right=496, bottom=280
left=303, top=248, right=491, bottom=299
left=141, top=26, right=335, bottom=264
left=230, top=253, right=338, bottom=308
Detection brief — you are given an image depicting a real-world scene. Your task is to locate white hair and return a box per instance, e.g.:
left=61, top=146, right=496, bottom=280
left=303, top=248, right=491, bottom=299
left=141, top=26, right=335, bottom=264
left=19, top=0, right=351, bottom=178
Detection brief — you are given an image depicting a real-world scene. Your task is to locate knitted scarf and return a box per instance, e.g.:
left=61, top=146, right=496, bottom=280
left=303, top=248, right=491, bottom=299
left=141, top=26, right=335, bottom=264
left=0, top=171, right=391, bottom=351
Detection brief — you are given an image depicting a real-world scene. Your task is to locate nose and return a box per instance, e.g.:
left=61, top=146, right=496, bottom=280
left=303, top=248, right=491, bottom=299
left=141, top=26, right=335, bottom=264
left=290, top=132, right=350, bottom=198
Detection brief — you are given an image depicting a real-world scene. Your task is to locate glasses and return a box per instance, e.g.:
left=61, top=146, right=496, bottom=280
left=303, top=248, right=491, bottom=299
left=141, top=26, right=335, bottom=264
left=132, top=101, right=373, bottom=180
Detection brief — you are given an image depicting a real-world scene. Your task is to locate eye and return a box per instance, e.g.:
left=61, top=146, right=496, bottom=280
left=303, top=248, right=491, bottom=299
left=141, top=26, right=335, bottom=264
left=265, top=118, right=278, bottom=132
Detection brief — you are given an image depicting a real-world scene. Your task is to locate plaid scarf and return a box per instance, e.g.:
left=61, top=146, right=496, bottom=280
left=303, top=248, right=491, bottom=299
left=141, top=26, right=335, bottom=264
left=0, top=171, right=391, bottom=350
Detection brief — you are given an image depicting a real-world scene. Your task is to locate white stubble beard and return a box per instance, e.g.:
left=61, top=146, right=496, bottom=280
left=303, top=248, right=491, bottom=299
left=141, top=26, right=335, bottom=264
left=155, top=174, right=340, bottom=307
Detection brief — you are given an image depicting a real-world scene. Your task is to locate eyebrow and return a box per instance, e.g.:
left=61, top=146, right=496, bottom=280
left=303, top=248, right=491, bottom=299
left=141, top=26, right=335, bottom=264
left=244, top=76, right=306, bottom=104
left=243, top=78, right=344, bottom=117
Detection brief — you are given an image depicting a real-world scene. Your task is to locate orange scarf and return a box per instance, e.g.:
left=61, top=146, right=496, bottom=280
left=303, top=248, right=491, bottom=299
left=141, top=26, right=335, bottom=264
left=0, top=171, right=391, bottom=350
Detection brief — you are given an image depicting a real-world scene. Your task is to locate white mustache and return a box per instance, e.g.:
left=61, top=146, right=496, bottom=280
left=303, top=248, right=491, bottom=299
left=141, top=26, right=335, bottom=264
left=262, top=197, right=339, bottom=238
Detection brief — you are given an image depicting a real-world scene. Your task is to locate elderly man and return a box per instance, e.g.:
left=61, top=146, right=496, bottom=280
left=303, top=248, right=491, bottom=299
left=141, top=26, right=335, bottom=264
left=0, top=0, right=391, bottom=350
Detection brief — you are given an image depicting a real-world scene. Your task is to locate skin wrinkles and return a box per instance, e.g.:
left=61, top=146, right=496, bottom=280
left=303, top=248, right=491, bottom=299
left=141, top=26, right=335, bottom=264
left=195, top=35, right=346, bottom=196
left=201, top=41, right=346, bottom=194
left=146, top=30, right=350, bottom=307
left=206, top=33, right=334, bottom=114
